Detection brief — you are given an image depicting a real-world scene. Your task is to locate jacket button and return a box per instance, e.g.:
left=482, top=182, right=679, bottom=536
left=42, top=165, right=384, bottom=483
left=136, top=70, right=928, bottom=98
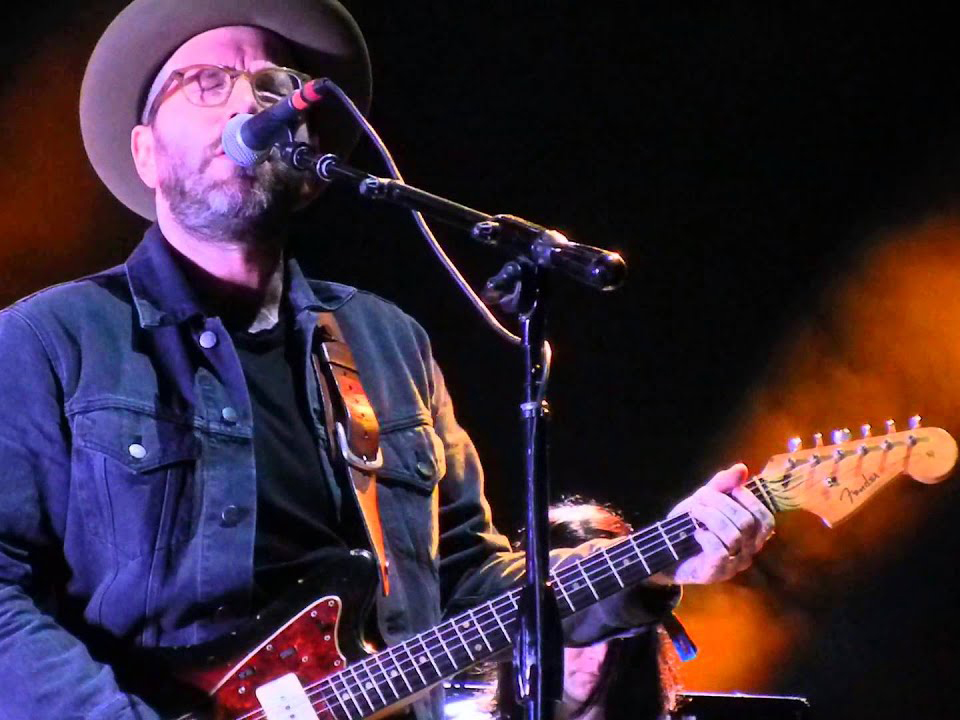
left=415, top=460, right=434, bottom=478
left=128, top=443, right=147, bottom=459
left=220, top=505, right=242, bottom=527
left=221, top=407, right=238, bottom=423
left=199, top=330, right=218, bottom=349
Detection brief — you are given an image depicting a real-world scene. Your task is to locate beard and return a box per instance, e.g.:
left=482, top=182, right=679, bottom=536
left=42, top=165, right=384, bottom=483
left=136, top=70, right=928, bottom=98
left=154, top=129, right=307, bottom=246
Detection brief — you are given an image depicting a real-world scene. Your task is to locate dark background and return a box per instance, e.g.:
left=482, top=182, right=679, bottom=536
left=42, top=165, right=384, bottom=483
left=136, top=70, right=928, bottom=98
left=4, top=2, right=960, bottom=717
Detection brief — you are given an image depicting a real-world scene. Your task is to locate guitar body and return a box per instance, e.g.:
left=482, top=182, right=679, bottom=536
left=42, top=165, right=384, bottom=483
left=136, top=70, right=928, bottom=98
left=154, top=550, right=381, bottom=720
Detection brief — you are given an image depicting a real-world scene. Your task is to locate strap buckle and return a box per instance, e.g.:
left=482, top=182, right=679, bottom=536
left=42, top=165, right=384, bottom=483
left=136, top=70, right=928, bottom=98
left=336, top=421, right=384, bottom=471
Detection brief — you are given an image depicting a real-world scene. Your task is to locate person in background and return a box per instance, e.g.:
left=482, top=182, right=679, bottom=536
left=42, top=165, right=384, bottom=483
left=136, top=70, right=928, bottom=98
left=545, top=500, right=684, bottom=720
left=444, top=500, right=686, bottom=720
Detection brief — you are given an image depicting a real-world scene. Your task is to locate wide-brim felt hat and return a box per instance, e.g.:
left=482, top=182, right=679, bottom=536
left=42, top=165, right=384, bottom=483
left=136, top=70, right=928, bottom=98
left=80, top=0, right=371, bottom=220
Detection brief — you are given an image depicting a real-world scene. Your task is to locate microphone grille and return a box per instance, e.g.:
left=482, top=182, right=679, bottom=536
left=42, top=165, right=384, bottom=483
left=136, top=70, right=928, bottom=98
left=221, top=114, right=266, bottom=168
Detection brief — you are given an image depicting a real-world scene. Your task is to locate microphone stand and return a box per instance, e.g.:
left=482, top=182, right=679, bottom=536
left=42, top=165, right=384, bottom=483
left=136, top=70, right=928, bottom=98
left=277, top=142, right=626, bottom=720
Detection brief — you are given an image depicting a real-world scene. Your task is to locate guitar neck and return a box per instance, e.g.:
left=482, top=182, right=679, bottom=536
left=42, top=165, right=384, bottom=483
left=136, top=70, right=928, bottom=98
left=309, top=479, right=778, bottom=720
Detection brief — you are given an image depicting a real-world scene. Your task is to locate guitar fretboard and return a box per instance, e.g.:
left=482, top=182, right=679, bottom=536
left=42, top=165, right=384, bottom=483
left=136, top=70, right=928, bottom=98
left=306, top=513, right=704, bottom=720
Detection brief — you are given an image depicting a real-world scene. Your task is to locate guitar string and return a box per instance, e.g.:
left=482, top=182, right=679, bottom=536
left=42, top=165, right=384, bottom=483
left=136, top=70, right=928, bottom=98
left=224, top=473, right=785, bottom=720
left=303, top=515, right=696, bottom=692
left=198, top=449, right=911, bottom=719
left=226, top=514, right=701, bottom=720
left=219, top=517, right=695, bottom=720
left=228, top=474, right=789, bottom=720
left=300, top=471, right=780, bottom=713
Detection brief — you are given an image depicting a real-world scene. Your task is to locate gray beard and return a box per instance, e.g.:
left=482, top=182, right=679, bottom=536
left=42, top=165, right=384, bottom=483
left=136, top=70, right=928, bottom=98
left=156, top=136, right=304, bottom=246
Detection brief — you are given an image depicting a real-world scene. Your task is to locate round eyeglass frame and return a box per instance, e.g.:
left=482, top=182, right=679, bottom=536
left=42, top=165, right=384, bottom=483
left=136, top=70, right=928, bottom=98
left=144, top=64, right=312, bottom=124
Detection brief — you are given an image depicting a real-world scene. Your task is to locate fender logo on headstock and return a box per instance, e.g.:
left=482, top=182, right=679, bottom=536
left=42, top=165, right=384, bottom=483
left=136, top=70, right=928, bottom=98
left=840, top=472, right=880, bottom=505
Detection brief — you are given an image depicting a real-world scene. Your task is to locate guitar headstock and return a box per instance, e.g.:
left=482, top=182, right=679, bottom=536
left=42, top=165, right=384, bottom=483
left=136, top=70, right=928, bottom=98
left=755, top=418, right=957, bottom=527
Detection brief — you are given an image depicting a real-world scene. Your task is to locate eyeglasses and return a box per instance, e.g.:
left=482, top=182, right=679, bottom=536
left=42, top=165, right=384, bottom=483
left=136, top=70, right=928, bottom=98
left=144, top=64, right=312, bottom=124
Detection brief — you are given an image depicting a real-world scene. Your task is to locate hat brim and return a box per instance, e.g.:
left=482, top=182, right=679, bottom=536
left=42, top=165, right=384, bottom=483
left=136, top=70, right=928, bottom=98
left=80, top=0, right=371, bottom=220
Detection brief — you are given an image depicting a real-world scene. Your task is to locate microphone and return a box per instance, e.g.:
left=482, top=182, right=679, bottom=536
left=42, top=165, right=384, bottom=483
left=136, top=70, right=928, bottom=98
left=221, top=77, right=329, bottom=167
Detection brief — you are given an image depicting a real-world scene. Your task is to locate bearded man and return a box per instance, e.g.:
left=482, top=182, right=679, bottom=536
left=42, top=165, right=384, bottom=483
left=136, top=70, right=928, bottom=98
left=0, top=2, right=774, bottom=719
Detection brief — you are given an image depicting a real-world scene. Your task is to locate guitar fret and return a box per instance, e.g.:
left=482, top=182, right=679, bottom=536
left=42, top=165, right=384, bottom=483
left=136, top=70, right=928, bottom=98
left=629, top=533, right=653, bottom=574
left=752, top=478, right=778, bottom=513
left=577, top=562, right=600, bottom=600
left=467, top=608, right=494, bottom=653
left=491, top=600, right=513, bottom=641
left=451, top=619, right=476, bottom=661
left=327, top=687, right=354, bottom=720
left=401, top=642, right=427, bottom=687
left=325, top=679, right=355, bottom=720
left=601, top=546, right=625, bottom=588
left=336, top=671, right=365, bottom=718
left=372, top=652, right=400, bottom=699
left=367, top=662, right=389, bottom=707
left=349, top=663, right=380, bottom=710
left=657, top=522, right=679, bottom=560
left=433, top=626, right=458, bottom=668
left=328, top=700, right=351, bottom=720
left=553, top=573, right=576, bottom=612
left=417, top=634, right=443, bottom=678
left=384, top=646, right=413, bottom=693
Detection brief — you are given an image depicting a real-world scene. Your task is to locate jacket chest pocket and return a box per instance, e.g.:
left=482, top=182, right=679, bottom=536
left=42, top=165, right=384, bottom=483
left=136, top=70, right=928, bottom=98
left=375, top=421, right=445, bottom=565
left=71, top=407, right=201, bottom=561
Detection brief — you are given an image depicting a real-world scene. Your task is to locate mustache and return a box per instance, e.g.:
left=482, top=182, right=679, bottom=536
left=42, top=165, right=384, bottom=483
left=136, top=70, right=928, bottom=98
left=199, top=140, right=272, bottom=180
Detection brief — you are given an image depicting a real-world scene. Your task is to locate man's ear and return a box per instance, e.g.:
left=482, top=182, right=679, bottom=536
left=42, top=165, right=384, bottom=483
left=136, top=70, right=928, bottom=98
left=131, top=124, right=158, bottom=189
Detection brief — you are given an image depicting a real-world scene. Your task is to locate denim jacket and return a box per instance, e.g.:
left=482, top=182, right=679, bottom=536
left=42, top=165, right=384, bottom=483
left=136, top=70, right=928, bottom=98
left=0, top=227, right=676, bottom=720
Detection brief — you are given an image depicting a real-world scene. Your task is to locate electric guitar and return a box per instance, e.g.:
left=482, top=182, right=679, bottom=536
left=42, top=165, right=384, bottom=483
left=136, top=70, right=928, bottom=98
left=159, top=421, right=956, bottom=720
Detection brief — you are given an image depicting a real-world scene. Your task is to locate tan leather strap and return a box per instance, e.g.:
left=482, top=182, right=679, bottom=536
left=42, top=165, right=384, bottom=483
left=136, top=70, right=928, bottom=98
left=313, top=312, right=390, bottom=595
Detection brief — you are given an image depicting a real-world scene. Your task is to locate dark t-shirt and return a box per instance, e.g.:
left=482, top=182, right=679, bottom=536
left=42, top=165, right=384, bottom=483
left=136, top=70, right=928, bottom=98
left=231, top=308, right=347, bottom=607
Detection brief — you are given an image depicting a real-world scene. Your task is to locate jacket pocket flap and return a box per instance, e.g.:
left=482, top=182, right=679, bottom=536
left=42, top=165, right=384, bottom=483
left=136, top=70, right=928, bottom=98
left=74, top=407, right=200, bottom=472
left=377, top=422, right=445, bottom=492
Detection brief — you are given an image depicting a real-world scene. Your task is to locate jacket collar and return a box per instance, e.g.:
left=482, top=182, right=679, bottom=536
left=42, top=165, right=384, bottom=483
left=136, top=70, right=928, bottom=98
left=124, top=224, right=356, bottom=328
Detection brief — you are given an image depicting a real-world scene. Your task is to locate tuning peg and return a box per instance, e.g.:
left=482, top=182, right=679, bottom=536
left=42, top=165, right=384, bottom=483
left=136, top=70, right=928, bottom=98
left=908, top=415, right=922, bottom=430
left=787, top=437, right=803, bottom=452
left=861, top=424, right=872, bottom=438
left=885, top=419, right=896, bottom=434
left=813, top=432, right=823, bottom=447
left=831, top=428, right=851, bottom=444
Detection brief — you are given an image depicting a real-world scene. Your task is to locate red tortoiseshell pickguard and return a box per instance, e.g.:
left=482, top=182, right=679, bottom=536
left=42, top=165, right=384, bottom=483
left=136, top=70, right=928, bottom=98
left=179, top=596, right=346, bottom=719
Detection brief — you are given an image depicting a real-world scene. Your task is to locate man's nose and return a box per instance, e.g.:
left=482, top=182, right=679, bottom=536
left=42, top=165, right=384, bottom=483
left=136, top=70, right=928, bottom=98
left=225, top=75, right=259, bottom=117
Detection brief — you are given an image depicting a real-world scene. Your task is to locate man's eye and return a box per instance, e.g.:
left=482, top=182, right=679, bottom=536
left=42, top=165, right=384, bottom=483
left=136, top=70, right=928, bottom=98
left=196, top=69, right=228, bottom=91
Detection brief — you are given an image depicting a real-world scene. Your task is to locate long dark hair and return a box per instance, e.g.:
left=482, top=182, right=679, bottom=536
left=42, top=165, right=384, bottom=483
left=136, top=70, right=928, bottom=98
left=497, top=499, right=681, bottom=720
left=552, top=499, right=680, bottom=720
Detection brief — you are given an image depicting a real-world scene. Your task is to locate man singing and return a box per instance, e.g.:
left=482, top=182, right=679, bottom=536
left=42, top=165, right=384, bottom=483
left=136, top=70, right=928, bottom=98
left=0, top=1, right=774, bottom=718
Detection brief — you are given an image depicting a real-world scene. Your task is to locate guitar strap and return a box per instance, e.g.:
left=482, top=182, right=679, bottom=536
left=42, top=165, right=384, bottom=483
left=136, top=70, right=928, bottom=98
left=312, top=312, right=390, bottom=596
